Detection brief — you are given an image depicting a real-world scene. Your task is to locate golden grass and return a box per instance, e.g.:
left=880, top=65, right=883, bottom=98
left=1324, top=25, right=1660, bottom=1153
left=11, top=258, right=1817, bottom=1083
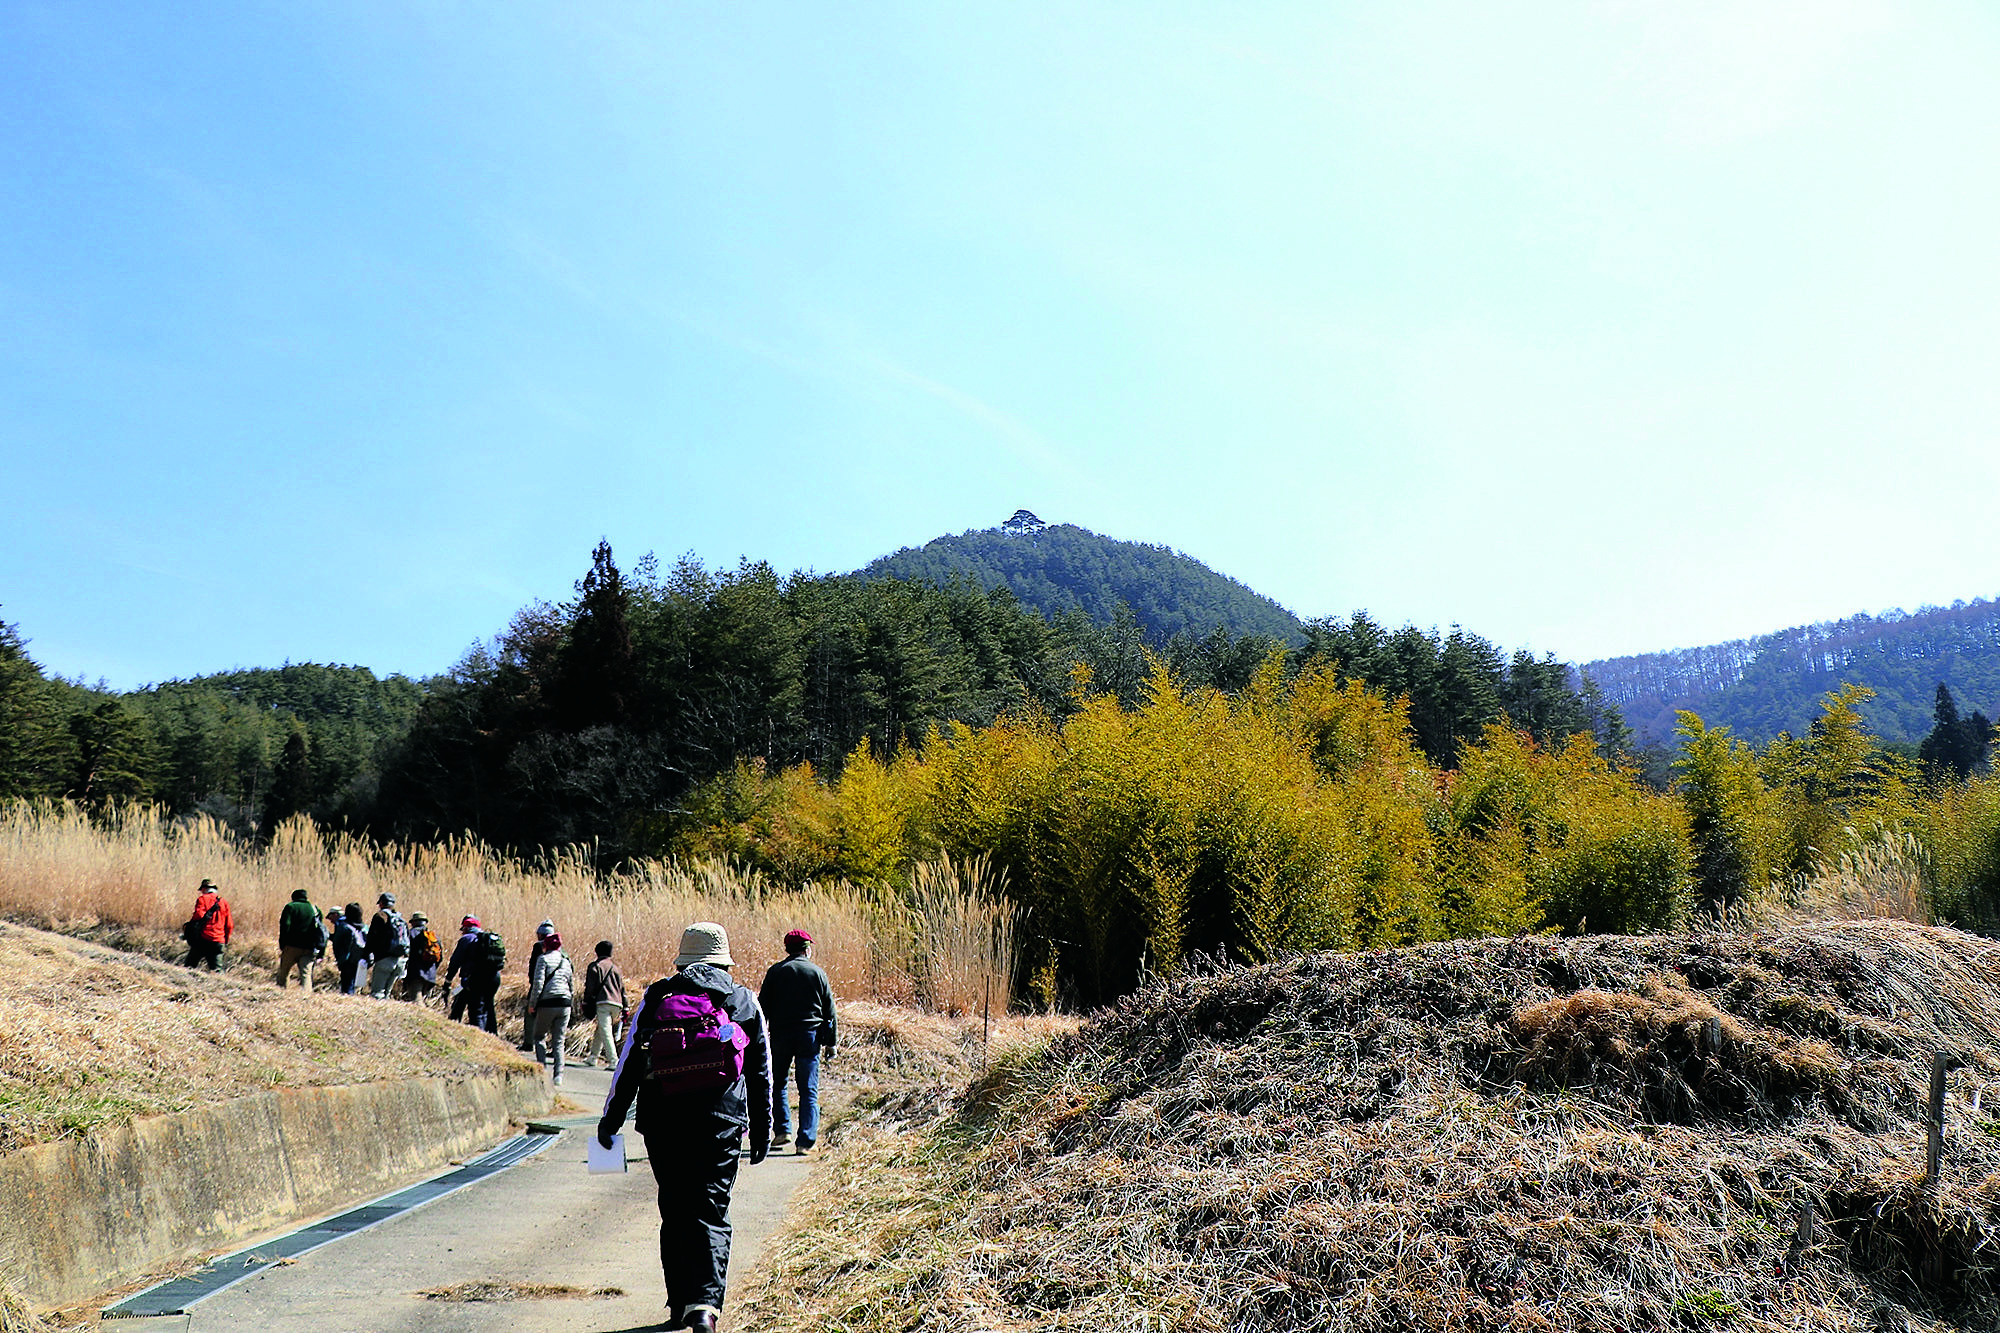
left=0, top=803, right=1015, bottom=1019
left=0, top=921, right=533, bottom=1152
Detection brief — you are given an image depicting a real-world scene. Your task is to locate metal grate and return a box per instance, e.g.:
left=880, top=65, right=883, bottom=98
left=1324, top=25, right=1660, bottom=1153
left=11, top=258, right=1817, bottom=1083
left=102, top=1132, right=558, bottom=1318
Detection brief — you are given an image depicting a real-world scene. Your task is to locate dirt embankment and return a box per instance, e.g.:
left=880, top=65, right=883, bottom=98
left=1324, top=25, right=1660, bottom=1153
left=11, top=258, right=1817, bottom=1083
left=751, top=920, right=2000, bottom=1333
left=0, top=922, right=545, bottom=1314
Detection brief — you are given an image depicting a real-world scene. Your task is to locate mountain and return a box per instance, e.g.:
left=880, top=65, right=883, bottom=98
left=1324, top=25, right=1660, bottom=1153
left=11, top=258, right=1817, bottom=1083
left=858, top=511, right=1305, bottom=644
left=1585, top=598, right=2000, bottom=745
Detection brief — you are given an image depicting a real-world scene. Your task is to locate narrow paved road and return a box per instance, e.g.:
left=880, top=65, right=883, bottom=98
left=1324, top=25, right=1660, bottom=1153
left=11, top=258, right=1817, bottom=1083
left=185, top=1064, right=815, bottom=1333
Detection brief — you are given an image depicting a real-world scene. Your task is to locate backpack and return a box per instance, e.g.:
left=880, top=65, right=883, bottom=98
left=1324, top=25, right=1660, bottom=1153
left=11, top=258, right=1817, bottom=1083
left=385, top=911, right=410, bottom=958
left=645, top=987, right=749, bottom=1096
left=409, top=928, right=442, bottom=973
left=475, top=930, right=506, bottom=977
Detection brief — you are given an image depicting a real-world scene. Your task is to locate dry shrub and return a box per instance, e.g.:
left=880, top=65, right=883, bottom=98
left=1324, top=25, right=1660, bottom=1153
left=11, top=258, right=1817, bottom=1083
left=1511, top=975, right=1842, bottom=1123
left=0, top=922, right=531, bottom=1152
left=0, top=803, right=1014, bottom=1026
left=0, top=1281, right=42, bottom=1333
left=749, top=920, right=2000, bottom=1333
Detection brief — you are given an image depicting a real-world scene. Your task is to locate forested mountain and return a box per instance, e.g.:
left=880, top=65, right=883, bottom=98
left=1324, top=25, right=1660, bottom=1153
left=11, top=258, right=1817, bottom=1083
left=861, top=511, right=1305, bottom=644
left=1587, top=598, right=2000, bottom=744
left=0, top=615, right=429, bottom=833
left=1, top=534, right=1620, bottom=858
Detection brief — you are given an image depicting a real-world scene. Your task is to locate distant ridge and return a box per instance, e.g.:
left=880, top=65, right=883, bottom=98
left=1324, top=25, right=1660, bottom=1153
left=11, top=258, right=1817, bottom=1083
left=859, top=513, right=1304, bottom=644
left=1586, top=598, right=2000, bottom=745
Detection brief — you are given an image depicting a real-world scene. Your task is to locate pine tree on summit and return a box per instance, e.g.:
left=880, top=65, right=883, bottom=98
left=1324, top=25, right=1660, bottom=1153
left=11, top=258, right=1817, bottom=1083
left=556, top=539, right=638, bottom=732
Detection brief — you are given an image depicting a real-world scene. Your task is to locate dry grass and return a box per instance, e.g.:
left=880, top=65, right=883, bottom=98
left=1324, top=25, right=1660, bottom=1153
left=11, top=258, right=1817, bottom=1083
left=418, top=1281, right=624, bottom=1301
left=0, top=921, right=533, bottom=1151
left=0, top=1281, right=42, bottom=1333
left=1723, top=833, right=1934, bottom=931
left=0, top=802, right=1016, bottom=1026
left=747, top=920, right=2000, bottom=1333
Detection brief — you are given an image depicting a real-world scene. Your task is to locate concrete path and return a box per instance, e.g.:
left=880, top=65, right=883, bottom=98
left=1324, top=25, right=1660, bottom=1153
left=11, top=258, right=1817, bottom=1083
left=182, top=1064, right=816, bottom=1333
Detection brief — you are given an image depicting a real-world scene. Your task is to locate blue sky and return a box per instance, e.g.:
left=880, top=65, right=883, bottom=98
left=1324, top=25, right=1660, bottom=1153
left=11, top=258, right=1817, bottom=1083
left=7, top=2, right=2000, bottom=687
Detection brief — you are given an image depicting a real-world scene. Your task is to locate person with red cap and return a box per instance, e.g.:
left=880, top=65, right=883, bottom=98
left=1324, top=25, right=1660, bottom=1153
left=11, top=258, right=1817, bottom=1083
left=444, top=914, right=504, bottom=1032
left=757, top=928, right=837, bottom=1152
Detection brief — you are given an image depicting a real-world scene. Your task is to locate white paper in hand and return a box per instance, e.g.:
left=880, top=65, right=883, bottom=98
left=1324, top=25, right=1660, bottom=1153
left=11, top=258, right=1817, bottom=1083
left=588, top=1133, right=627, bottom=1174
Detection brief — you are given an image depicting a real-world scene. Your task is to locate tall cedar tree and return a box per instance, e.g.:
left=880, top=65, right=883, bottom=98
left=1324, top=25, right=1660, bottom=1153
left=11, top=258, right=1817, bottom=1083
left=557, top=540, right=638, bottom=731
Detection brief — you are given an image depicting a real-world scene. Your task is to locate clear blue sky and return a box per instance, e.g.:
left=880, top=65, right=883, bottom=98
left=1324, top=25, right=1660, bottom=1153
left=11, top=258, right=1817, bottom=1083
left=7, top=2, right=2000, bottom=688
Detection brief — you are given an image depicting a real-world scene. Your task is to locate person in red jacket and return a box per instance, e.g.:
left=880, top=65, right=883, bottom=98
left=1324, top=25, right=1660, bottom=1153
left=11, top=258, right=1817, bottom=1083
left=183, top=878, right=233, bottom=970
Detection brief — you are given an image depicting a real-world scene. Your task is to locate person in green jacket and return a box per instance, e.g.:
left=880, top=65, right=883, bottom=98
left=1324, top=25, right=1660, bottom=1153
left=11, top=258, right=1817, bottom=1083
left=275, top=889, right=324, bottom=991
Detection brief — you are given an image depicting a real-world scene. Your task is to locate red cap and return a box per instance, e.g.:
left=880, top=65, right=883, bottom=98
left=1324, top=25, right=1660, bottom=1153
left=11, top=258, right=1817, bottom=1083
left=461, top=915, right=480, bottom=929
left=784, top=929, right=813, bottom=947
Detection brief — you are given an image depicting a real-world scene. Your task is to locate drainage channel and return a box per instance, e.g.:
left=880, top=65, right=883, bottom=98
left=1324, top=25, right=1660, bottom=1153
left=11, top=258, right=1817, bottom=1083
left=102, top=1130, right=560, bottom=1319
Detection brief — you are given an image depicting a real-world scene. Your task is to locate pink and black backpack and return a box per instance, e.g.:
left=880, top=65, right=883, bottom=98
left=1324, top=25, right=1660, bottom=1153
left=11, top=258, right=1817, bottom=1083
left=645, top=988, right=749, bottom=1095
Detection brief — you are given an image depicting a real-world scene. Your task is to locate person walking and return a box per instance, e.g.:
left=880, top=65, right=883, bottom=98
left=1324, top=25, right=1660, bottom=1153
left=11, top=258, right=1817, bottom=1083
left=182, top=879, right=233, bottom=970
left=600, top=922, right=771, bottom=1333
left=274, top=889, right=323, bottom=990
left=758, top=928, right=837, bottom=1153
left=445, top=915, right=503, bottom=1032
left=580, top=940, right=627, bottom=1068
left=526, top=930, right=576, bottom=1085
left=402, top=913, right=442, bottom=1003
left=520, top=920, right=557, bottom=1048
left=331, top=904, right=370, bottom=995
left=365, top=893, right=410, bottom=999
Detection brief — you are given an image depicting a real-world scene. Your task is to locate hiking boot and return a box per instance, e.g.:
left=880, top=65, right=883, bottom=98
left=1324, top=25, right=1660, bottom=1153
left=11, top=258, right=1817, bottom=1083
left=771, top=1133, right=791, bottom=1147
left=796, top=1137, right=815, bottom=1155
left=683, top=1304, right=720, bottom=1332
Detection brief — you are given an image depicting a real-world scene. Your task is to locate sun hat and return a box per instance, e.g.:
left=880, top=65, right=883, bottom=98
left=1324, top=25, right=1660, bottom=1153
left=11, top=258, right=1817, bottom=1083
left=675, top=922, right=734, bottom=969
left=410, top=913, right=428, bottom=926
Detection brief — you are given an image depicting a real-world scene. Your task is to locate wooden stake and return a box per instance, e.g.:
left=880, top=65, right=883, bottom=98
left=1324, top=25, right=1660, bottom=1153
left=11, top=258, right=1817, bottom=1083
left=1927, top=1050, right=1948, bottom=1186
left=1787, top=1197, right=1815, bottom=1271
left=983, top=975, right=992, bottom=1050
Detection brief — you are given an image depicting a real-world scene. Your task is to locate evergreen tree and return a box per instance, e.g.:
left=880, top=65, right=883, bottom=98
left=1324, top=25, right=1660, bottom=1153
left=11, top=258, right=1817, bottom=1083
left=1920, top=682, right=1982, bottom=782
left=66, top=699, right=155, bottom=808
left=556, top=539, right=638, bottom=731
left=260, top=726, right=313, bottom=835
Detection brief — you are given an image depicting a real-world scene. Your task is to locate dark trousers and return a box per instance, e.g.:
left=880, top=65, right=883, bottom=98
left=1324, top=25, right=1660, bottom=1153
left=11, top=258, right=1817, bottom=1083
left=456, top=985, right=497, bottom=1032
left=184, top=940, right=223, bottom=970
left=644, top=1121, right=743, bottom=1322
left=338, top=959, right=362, bottom=994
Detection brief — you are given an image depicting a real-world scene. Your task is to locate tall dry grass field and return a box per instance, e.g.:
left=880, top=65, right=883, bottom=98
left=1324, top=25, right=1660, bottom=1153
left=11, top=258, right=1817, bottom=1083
left=0, top=804, right=1014, bottom=1013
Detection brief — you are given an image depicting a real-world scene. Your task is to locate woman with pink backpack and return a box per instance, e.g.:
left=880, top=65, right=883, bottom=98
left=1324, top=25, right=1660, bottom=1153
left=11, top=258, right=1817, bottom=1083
left=599, top=922, right=772, bottom=1333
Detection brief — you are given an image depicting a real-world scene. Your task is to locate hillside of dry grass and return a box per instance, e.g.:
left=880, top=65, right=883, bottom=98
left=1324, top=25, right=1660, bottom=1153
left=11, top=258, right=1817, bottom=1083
left=749, top=920, right=2000, bottom=1333
left=0, top=921, right=535, bottom=1152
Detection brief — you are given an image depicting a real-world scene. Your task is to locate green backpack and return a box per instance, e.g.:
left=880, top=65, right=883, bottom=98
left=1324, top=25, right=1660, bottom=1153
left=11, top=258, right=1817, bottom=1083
left=475, top=929, right=507, bottom=977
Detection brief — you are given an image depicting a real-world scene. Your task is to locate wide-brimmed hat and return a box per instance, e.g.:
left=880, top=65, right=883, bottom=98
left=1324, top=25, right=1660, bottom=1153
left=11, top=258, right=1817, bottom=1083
left=675, top=922, right=733, bottom=969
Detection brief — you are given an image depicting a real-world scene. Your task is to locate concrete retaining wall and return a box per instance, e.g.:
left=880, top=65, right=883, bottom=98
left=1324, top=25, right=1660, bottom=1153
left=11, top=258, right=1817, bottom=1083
left=0, top=1068, right=550, bottom=1308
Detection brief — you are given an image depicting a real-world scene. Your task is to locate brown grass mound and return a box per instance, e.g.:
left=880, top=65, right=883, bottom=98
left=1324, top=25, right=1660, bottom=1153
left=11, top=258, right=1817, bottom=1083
left=747, top=920, right=2000, bottom=1333
left=0, top=921, right=534, bottom=1151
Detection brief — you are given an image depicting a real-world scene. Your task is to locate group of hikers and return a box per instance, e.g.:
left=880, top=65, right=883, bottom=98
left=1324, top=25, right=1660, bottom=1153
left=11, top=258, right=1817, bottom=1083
left=182, top=880, right=839, bottom=1331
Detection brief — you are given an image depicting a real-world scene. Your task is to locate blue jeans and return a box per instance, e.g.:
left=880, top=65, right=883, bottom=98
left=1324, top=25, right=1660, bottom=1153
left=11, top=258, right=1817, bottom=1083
left=771, top=1026, right=821, bottom=1143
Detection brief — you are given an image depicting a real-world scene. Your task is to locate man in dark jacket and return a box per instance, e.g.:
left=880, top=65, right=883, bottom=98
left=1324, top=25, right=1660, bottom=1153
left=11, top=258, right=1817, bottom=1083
left=758, top=928, right=837, bottom=1152
left=600, top=922, right=771, bottom=1333
left=274, top=889, right=324, bottom=990
left=365, top=893, right=409, bottom=999
left=331, top=903, right=369, bottom=995
left=444, top=915, right=501, bottom=1031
